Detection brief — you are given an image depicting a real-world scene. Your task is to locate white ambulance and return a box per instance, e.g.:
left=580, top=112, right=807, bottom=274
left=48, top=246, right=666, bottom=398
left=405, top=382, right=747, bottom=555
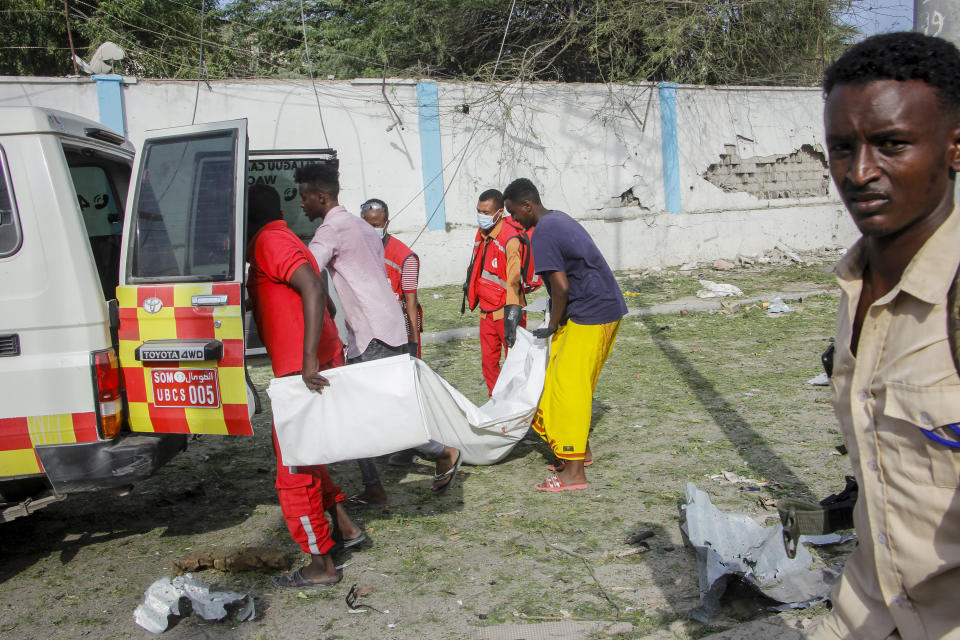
left=0, top=107, right=335, bottom=520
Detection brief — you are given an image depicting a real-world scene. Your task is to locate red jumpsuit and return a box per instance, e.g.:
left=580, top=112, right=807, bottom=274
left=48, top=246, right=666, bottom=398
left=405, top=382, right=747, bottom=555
left=467, top=217, right=536, bottom=394
left=247, top=220, right=346, bottom=556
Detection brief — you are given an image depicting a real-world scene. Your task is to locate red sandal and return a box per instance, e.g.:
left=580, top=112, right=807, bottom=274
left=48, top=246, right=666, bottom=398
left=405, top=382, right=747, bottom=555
left=534, top=474, right=588, bottom=492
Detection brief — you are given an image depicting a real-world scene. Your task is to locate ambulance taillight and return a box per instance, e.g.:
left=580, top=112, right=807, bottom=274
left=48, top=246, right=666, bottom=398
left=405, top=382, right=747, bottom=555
left=91, top=349, right=124, bottom=439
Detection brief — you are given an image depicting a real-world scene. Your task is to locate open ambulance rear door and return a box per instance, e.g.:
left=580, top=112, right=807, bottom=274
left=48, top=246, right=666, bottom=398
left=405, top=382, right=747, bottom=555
left=116, top=120, right=254, bottom=436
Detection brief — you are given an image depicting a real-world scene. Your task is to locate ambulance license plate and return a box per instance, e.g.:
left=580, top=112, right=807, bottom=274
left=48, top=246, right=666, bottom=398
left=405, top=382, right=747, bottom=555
left=151, top=368, right=221, bottom=408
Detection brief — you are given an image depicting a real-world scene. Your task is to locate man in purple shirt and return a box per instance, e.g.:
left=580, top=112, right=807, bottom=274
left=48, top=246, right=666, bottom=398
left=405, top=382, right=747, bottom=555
left=297, top=164, right=462, bottom=505
left=505, top=178, right=626, bottom=493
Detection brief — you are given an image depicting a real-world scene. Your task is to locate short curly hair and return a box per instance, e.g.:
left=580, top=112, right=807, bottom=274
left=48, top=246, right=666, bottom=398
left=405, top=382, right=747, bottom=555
left=823, top=32, right=960, bottom=114
left=294, top=163, right=340, bottom=198
left=503, top=178, right=541, bottom=205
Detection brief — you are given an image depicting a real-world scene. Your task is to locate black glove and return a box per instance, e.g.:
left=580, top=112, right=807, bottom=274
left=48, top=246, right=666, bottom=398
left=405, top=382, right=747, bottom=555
left=532, top=326, right=556, bottom=340
left=503, top=305, right=523, bottom=348
left=406, top=341, right=419, bottom=357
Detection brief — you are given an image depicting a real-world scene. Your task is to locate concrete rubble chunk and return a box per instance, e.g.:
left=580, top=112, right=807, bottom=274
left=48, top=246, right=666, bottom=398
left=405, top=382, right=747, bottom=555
left=713, top=258, right=735, bottom=271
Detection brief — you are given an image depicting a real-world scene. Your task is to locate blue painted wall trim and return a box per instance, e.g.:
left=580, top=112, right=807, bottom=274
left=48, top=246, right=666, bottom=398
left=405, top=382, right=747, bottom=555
left=416, top=81, right=446, bottom=231
left=658, top=82, right=682, bottom=214
left=92, top=74, right=126, bottom=137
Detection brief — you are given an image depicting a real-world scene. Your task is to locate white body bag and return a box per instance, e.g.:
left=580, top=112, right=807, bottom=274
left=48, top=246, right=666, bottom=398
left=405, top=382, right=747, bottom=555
left=268, top=328, right=547, bottom=466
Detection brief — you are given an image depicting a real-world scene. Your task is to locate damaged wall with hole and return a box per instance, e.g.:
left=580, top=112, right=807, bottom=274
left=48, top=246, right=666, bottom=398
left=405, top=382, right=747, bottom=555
left=0, top=77, right=857, bottom=285
left=704, top=144, right=830, bottom=200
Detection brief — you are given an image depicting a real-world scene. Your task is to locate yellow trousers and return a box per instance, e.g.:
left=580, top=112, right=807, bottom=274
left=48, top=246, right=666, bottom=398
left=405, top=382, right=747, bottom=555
left=532, top=319, right=621, bottom=460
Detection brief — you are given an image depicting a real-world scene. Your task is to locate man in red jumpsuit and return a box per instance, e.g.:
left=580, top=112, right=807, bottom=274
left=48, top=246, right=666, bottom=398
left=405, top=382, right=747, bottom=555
left=465, top=188, right=538, bottom=394
left=246, top=184, right=365, bottom=589
left=359, top=198, right=422, bottom=358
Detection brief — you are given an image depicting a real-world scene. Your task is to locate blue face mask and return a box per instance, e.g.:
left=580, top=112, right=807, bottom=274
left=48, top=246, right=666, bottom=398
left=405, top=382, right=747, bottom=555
left=477, top=210, right=501, bottom=230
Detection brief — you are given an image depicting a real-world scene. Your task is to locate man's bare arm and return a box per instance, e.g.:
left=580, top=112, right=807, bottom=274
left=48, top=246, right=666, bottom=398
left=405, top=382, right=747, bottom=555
left=404, top=291, right=420, bottom=346
left=289, top=264, right=331, bottom=392
left=546, top=270, right=569, bottom=330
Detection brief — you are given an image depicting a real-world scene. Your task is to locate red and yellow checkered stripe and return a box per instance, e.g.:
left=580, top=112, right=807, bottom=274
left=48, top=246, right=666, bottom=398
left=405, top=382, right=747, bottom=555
left=116, top=283, right=253, bottom=436
left=0, top=412, right=98, bottom=477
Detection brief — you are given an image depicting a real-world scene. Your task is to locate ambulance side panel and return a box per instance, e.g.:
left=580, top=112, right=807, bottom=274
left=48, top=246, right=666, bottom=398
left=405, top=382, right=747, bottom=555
left=0, top=133, right=111, bottom=478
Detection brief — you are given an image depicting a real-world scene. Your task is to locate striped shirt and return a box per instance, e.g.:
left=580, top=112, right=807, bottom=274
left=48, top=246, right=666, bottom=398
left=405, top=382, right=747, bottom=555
left=400, top=254, right=419, bottom=292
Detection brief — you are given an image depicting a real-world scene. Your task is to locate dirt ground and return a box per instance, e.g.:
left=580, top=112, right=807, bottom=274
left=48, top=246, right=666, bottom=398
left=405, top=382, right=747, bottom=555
left=0, top=258, right=852, bottom=639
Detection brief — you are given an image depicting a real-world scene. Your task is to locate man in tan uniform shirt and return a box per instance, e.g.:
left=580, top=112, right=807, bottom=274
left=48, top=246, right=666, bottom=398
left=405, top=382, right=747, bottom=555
left=809, top=32, right=960, bottom=639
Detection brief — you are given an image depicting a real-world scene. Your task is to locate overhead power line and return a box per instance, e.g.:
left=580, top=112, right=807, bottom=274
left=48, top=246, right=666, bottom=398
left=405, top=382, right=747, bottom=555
left=191, top=0, right=206, bottom=124
left=299, top=0, right=329, bottom=147
left=408, top=0, right=518, bottom=248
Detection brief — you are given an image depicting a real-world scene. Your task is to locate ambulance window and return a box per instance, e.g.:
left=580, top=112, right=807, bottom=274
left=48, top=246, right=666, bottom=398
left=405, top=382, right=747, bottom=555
left=0, top=144, right=22, bottom=258
left=70, top=166, right=123, bottom=238
left=129, top=131, right=237, bottom=281
left=66, top=161, right=126, bottom=300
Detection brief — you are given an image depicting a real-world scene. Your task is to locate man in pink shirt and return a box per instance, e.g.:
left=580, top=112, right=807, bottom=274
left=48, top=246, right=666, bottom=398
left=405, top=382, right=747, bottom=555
left=296, top=164, right=462, bottom=506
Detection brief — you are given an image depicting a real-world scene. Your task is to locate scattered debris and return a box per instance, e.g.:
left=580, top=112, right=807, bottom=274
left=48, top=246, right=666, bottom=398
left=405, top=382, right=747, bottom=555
left=713, top=258, right=736, bottom=271
left=696, top=280, right=744, bottom=299
left=711, top=470, right=770, bottom=487
left=614, top=548, right=647, bottom=559
left=757, top=496, right=778, bottom=510
left=679, top=483, right=842, bottom=623
left=807, top=373, right=830, bottom=386
left=133, top=574, right=254, bottom=634
left=625, top=530, right=654, bottom=546
left=172, top=547, right=290, bottom=574
left=679, top=262, right=699, bottom=271
left=775, top=244, right=805, bottom=264
left=766, top=297, right=793, bottom=313
left=345, top=583, right=387, bottom=614
left=432, top=294, right=444, bottom=299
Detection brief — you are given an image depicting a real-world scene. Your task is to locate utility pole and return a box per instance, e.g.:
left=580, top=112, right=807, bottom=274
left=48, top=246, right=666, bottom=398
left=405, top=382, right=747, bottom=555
left=915, top=1, right=960, bottom=47
left=63, top=0, right=78, bottom=75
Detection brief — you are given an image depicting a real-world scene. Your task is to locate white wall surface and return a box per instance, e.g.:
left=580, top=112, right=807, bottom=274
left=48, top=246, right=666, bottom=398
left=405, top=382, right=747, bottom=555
left=0, top=76, right=858, bottom=286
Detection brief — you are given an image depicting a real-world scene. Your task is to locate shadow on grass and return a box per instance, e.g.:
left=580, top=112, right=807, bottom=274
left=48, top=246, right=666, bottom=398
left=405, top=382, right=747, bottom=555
left=637, top=314, right=815, bottom=501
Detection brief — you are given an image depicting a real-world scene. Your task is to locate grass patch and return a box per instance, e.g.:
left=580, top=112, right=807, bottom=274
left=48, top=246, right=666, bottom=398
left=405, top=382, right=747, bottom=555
left=0, top=258, right=847, bottom=639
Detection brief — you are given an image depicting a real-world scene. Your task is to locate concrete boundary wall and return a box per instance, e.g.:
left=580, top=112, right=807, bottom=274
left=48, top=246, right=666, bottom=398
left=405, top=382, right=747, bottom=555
left=0, top=76, right=858, bottom=286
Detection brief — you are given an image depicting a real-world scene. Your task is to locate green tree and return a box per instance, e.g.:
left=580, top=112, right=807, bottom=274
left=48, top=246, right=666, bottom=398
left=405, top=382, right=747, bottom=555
left=0, top=0, right=82, bottom=76
left=2, top=0, right=859, bottom=85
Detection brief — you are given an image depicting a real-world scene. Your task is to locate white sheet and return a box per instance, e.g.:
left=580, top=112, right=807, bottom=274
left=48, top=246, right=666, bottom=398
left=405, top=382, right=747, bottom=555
left=268, top=327, right=547, bottom=466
